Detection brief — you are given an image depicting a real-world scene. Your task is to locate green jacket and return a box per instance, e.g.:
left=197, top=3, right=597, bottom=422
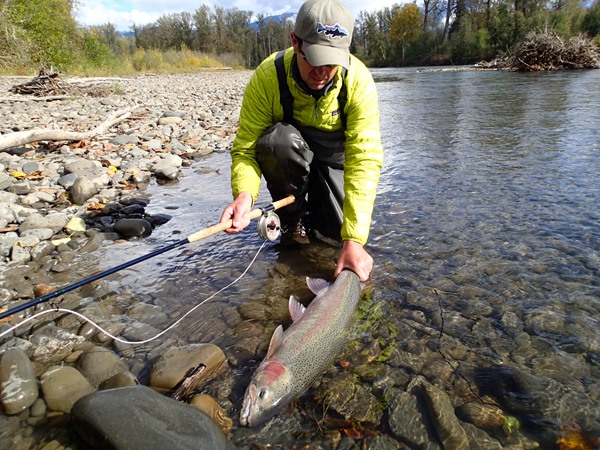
left=231, top=47, right=383, bottom=245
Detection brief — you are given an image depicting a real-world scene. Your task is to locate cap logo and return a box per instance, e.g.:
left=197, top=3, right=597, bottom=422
left=316, top=22, right=349, bottom=39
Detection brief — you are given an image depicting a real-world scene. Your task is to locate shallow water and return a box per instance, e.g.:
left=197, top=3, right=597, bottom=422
left=94, top=68, right=600, bottom=448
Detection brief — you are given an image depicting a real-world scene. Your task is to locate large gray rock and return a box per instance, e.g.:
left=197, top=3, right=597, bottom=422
left=71, top=385, right=234, bottom=450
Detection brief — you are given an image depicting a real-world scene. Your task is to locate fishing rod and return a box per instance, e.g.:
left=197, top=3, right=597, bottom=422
left=0, top=195, right=294, bottom=321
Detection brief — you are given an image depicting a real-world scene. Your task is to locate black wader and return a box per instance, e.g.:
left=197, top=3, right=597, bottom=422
left=255, top=51, right=347, bottom=240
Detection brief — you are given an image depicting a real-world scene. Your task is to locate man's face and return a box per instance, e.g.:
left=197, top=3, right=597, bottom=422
left=292, top=33, right=339, bottom=91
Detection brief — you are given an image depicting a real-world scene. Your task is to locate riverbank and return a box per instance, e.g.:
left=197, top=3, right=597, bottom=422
left=0, top=72, right=252, bottom=448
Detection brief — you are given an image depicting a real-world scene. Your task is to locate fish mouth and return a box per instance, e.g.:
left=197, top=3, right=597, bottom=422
left=239, top=384, right=256, bottom=427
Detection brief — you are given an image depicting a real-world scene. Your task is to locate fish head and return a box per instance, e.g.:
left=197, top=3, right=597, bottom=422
left=239, top=359, right=292, bottom=427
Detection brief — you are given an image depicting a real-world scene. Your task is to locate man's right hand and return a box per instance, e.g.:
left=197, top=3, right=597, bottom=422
left=220, top=192, right=253, bottom=234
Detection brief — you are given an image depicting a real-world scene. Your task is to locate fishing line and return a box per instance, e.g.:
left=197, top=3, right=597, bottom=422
left=0, top=240, right=268, bottom=345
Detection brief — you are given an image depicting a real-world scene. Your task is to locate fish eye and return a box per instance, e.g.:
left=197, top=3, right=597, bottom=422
left=259, top=389, right=268, bottom=399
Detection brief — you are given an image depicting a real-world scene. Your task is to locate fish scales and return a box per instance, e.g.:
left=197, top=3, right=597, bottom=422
left=240, top=270, right=361, bottom=426
left=277, top=273, right=360, bottom=391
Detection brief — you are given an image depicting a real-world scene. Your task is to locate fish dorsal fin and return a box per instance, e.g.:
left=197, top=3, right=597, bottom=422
left=266, top=325, right=284, bottom=359
left=306, top=277, right=330, bottom=296
left=288, top=295, right=306, bottom=322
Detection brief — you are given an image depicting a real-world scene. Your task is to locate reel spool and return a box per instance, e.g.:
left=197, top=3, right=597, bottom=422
left=257, top=211, right=281, bottom=241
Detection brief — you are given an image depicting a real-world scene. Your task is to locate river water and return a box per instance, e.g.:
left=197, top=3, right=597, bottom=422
left=96, top=67, right=599, bottom=448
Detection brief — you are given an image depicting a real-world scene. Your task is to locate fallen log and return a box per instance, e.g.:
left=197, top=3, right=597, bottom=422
left=0, top=107, right=136, bottom=151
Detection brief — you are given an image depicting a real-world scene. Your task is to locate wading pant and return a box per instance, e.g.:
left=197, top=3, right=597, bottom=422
left=256, top=123, right=345, bottom=240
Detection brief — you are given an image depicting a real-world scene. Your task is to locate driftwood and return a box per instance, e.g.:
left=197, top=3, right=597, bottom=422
left=506, top=31, right=600, bottom=71
left=9, top=68, right=66, bottom=96
left=0, top=107, right=136, bottom=151
left=168, top=363, right=206, bottom=401
left=7, top=67, right=123, bottom=99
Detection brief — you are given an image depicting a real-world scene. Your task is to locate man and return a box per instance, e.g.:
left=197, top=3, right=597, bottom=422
left=219, top=0, right=383, bottom=282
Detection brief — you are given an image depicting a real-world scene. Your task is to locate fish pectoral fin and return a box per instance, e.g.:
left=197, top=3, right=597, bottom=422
left=306, top=277, right=331, bottom=296
left=266, top=324, right=284, bottom=358
left=288, top=295, right=306, bottom=322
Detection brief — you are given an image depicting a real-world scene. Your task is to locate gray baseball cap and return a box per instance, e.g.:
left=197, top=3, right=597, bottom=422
left=293, top=0, right=354, bottom=69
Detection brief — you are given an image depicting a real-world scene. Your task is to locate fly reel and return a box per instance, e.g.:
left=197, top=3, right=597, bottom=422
left=257, top=211, right=282, bottom=241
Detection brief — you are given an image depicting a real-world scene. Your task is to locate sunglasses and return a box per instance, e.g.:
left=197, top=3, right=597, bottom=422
left=297, top=38, right=336, bottom=69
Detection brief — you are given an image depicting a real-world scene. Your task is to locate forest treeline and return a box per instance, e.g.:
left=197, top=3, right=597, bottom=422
left=0, top=0, right=599, bottom=74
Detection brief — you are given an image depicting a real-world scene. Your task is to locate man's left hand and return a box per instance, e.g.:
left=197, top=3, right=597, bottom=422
left=334, top=240, right=373, bottom=282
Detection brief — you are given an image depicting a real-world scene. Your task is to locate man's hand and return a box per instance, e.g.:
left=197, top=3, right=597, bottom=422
left=334, top=240, right=373, bottom=282
left=219, top=192, right=253, bottom=234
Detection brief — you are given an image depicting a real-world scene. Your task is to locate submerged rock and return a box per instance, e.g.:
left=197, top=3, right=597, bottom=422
left=317, top=373, right=383, bottom=425
left=71, top=385, right=234, bottom=450
left=149, top=343, right=227, bottom=393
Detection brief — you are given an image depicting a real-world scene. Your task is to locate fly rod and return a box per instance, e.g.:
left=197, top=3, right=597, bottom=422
left=0, top=195, right=294, bottom=321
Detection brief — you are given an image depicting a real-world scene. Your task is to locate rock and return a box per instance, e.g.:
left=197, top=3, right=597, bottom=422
left=71, top=385, right=234, bottom=450
left=189, top=394, right=233, bottom=434
left=421, top=381, right=470, bottom=450
left=386, top=386, right=441, bottom=450
left=158, top=116, right=183, bottom=126
left=64, top=159, right=100, bottom=174
left=317, top=373, right=383, bottom=424
left=70, top=176, right=98, bottom=205
left=154, top=165, right=180, bottom=180
left=149, top=343, right=227, bottom=393
left=98, top=372, right=139, bottom=390
left=76, top=346, right=130, bottom=386
left=19, top=212, right=69, bottom=234
left=28, top=325, right=86, bottom=365
left=0, top=348, right=39, bottom=415
left=40, top=365, right=95, bottom=413
left=126, top=302, right=168, bottom=326
left=113, top=218, right=153, bottom=237
left=456, top=401, right=506, bottom=431
left=110, top=134, right=139, bottom=145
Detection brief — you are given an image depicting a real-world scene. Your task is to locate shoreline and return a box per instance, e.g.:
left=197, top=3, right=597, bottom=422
left=1, top=71, right=251, bottom=315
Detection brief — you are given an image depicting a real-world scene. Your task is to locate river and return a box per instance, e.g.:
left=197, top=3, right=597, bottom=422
left=97, top=67, right=600, bottom=449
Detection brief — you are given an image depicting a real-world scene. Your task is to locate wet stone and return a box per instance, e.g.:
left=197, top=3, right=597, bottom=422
left=0, top=347, right=39, bottom=415
left=421, top=381, right=470, bottom=450
left=113, top=218, right=153, bottom=237
left=317, top=373, right=383, bottom=425
left=76, top=346, right=130, bottom=386
left=40, top=365, right=95, bottom=413
left=71, top=385, right=234, bottom=450
left=386, top=386, right=440, bottom=450
left=149, top=343, right=227, bottom=393
left=28, top=325, right=86, bottom=365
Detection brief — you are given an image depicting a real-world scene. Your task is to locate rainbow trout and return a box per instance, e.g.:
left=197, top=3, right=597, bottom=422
left=240, top=270, right=362, bottom=427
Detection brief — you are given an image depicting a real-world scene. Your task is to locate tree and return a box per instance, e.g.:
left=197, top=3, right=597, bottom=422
left=390, top=3, right=423, bottom=60
left=581, top=0, right=600, bottom=37
left=4, top=0, right=79, bottom=68
left=193, top=5, right=214, bottom=53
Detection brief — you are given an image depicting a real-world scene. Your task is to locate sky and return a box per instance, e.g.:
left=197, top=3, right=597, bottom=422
left=75, top=0, right=403, bottom=31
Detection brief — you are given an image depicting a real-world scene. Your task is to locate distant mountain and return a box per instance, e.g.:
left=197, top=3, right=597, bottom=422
left=249, top=12, right=296, bottom=30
